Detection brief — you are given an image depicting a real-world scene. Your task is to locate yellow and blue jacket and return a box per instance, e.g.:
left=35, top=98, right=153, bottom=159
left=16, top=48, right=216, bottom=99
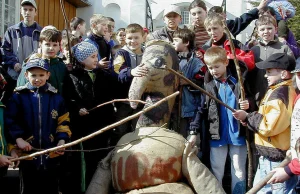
left=5, top=83, right=71, bottom=167
left=246, top=79, right=296, bottom=162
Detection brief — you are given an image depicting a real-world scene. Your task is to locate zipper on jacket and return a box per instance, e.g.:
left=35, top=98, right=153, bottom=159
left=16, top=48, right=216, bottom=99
left=37, top=88, right=43, bottom=165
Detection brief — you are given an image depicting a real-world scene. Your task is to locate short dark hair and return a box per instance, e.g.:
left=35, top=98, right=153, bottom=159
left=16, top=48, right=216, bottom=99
left=173, top=28, right=195, bottom=51
left=61, top=34, right=80, bottom=50
left=106, top=17, right=115, bottom=22
left=116, top=28, right=126, bottom=35
left=125, top=24, right=144, bottom=36
left=258, top=6, right=276, bottom=17
left=70, top=17, right=85, bottom=31
left=39, top=29, right=62, bottom=43
left=208, top=6, right=223, bottom=16
left=189, top=0, right=207, bottom=12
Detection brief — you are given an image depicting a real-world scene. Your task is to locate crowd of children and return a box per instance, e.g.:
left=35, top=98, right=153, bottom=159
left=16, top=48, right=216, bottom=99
left=0, top=0, right=300, bottom=193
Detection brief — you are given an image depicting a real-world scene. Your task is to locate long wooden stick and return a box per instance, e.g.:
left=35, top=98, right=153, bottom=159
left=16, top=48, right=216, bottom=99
left=246, top=156, right=291, bottom=194
left=222, top=21, right=253, bottom=188
left=166, top=67, right=235, bottom=112
left=10, top=92, right=179, bottom=162
left=87, top=99, right=147, bottom=112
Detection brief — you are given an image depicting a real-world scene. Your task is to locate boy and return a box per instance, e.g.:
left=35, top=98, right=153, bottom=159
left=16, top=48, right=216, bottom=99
left=61, top=34, right=80, bottom=71
left=116, top=28, right=126, bottom=47
left=233, top=53, right=297, bottom=194
left=202, top=13, right=255, bottom=71
left=147, top=5, right=182, bottom=42
left=267, top=59, right=300, bottom=186
left=70, top=17, right=86, bottom=40
left=111, top=23, right=148, bottom=145
left=189, top=47, right=251, bottom=193
left=17, top=28, right=67, bottom=94
left=5, top=58, right=71, bottom=194
left=1, top=0, right=42, bottom=81
left=249, top=15, right=294, bottom=106
left=84, top=14, right=111, bottom=70
left=172, top=28, right=205, bottom=137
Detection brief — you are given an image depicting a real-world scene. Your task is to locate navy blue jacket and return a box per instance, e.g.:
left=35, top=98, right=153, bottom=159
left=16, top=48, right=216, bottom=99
left=5, top=83, right=71, bottom=166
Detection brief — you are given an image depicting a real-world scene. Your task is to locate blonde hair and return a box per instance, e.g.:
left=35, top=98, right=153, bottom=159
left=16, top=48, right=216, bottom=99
left=204, top=13, right=224, bottom=29
left=204, top=47, right=227, bottom=65
left=90, top=14, right=107, bottom=27
left=256, top=15, right=277, bottom=28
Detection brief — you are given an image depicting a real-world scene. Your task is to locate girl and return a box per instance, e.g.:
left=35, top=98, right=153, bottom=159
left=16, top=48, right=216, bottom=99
left=63, top=41, right=117, bottom=192
left=116, top=28, right=126, bottom=47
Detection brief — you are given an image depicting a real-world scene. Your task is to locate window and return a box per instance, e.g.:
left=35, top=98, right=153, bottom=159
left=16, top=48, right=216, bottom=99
left=0, top=0, right=19, bottom=36
left=181, top=11, right=190, bottom=25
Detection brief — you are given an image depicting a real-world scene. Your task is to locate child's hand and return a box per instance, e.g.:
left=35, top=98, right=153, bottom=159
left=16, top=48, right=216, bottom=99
left=257, top=0, right=268, bottom=10
left=55, top=140, right=65, bottom=156
left=267, top=167, right=290, bottom=184
left=232, top=110, right=248, bottom=121
left=131, top=66, right=148, bottom=77
left=98, top=57, right=110, bottom=69
left=14, top=63, right=22, bottom=72
left=195, top=50, right=203, bottom=59
left=16, top=138, right=32, bottom=152
left=187, top=135, right=198, bottom=148
left=0, top=155, right=13, bottom=167
left=79, top=108, right=89, bottom=116
left=10, top=149, right=20, bottom=168
left=239, top=99, right=249, bottom=110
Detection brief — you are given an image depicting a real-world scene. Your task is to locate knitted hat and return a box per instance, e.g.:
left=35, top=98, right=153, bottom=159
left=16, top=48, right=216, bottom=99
left=72, top=42, right=98, bottom=63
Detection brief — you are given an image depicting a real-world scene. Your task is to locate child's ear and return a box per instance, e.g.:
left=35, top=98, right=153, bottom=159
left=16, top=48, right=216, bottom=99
left=185, top=41, right=190, bottom=47
left=24, top=71, right=29, bottom=81
left=46, top=72, right=51, bottom=80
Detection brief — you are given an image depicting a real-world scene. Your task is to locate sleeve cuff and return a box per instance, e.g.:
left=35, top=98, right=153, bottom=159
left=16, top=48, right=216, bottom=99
left=284, top=165, right=294, bottom=177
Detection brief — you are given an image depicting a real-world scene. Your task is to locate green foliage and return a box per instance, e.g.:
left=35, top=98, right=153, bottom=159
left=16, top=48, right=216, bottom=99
left=249, top=0, right=300, bottom=41
left=287, top=0, right=300, bottom=41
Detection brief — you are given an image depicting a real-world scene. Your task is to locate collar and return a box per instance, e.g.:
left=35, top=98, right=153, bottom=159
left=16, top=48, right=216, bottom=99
left=15, top=83, right=57, bottom=93
left=212, top=33, right=227, bottom=46
left=258, top=36, right=279, bottom=46
left=269, top=79, right=292, bottom=89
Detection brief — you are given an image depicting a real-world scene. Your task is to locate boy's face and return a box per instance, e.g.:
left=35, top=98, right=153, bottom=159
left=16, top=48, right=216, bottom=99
left=125, top=32, right=143, bottom=52
left=207, top=61, right=228, bottom=79
left=82, top=51, right=98, bottom=70
left=173, top=37, right=188, bottom=52
left=78, top=22, right=86, bottom=36
left=257, top=24, right=277, bottom=43
left=117, top=31, right=126, bottom=43
left=93, top=21, right=108, bottom=36
left=206, top=24, right=224, bottom=42
left=25, top=68, right=50, bottom=88
left=295, top=72, right=300, bottom=90
left=190, top=7, right=207, bottom=26
left=40, top=40, right=60, bottom=59
left=21, top=5, right=37, bottom=24
left=108, top=21, right=115, bottom=32
left=164, top=13, right=182, bottom=30
left=265, top=68, right=282, bottom=86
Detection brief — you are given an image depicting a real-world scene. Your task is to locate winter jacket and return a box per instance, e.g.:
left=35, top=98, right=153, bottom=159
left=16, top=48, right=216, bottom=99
left=179, top=52, right=204, bottom=118
left=63, top=68, right=117, bottom=140
left=286, top=30, right=300, bottom=59
left=17, top=54, right=67, bottom=94
left=1, top=21, right=42, bottom=80
left=190, top=60, right=252, bottom=142
left=113, top=45, right=143, bottom=99
left=0, top=102, right=6, bottom=156
left=147, top=26, right=179, bottom=43
left=5, top=83, right=71, bottom=167
left=246, top=79, right=296, bottom=162
left=249, top=38, right=294, bottom=106
left=202, top=34, right=255, bottom=71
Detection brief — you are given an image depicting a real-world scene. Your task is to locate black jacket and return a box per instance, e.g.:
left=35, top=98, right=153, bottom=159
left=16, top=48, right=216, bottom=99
left=190, top=60, right=254, bottom=140
left=64, top=68, right=118, bottom=140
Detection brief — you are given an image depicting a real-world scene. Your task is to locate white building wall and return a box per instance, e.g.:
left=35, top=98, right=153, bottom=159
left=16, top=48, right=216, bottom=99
left=77, top=0, right=257, bottom=43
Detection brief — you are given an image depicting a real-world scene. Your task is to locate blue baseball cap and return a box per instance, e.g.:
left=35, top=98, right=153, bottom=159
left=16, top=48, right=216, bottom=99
left=25, top=58, right=50, bottom=71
